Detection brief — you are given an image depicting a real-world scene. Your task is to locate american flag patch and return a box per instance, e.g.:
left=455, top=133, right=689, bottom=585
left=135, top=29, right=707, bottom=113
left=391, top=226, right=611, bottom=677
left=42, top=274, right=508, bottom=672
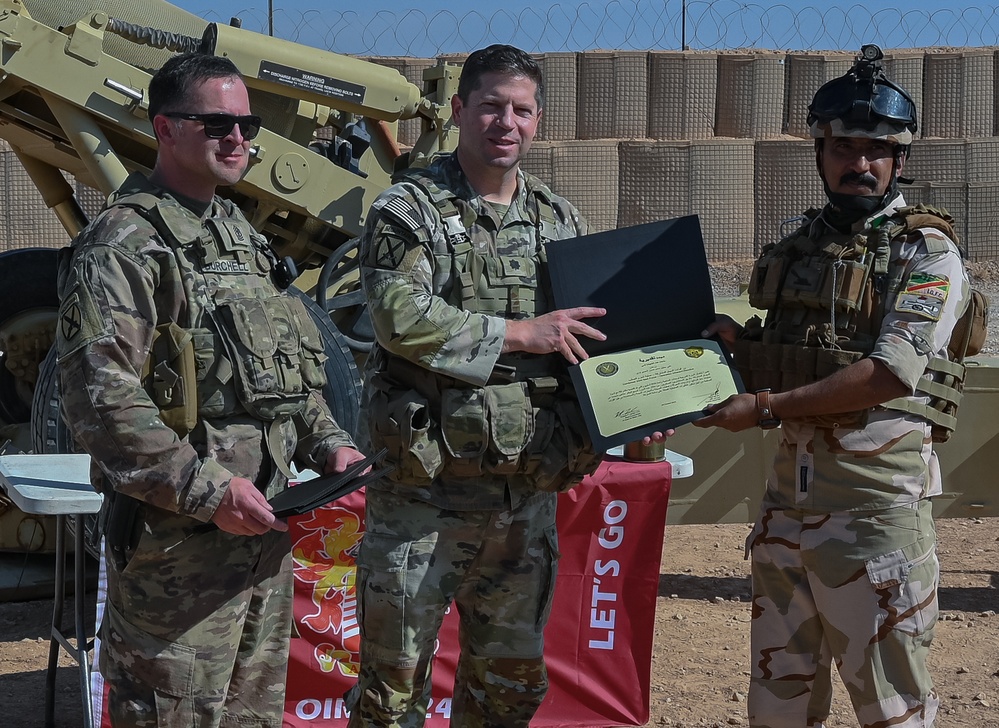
left=381, top=197, right=423, bottom=232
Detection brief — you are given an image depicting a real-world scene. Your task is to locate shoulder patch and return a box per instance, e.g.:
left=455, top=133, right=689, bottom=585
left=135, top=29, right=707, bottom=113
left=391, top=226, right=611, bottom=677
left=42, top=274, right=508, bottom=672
left=895, top=271, right=949, bottom=321
left=57, top=273, right=113, bottom=359
left=374, top=230, right=411, bottom=269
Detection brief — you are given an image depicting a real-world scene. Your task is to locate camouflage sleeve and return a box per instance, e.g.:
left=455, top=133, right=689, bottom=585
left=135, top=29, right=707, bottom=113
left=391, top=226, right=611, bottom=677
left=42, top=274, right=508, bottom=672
left=294, top=390, right=357, bottom=469
left=360, top=184, right=505, bottom=386
left=869, top=229, right=970, bottom=391
left=57, top=210, right=234, bottom=521
left=552, top=194, right=589, bottom=237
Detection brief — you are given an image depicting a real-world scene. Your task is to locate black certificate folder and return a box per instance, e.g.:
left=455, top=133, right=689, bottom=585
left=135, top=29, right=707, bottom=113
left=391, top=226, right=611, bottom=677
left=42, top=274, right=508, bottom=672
left=545, top=216, right=743, bottom=450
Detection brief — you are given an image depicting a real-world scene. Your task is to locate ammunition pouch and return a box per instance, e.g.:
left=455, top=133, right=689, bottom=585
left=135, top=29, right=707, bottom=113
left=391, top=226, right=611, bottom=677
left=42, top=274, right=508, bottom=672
left=141, top=322, right=198, bottom=437
left=210, top=295, right=328, bottom=421
left=747, top=251, right=872, bottom=313
left=949, top=287, right=988, bottom=359
left=732, top=332, right=869, bottom=429
left=368, top=363, right=598, bottom=492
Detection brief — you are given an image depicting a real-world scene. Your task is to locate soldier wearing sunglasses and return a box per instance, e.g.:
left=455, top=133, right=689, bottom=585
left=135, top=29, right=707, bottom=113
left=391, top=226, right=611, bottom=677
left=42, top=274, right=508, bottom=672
left=56, top=53, right=365, bottom=727
left=697, top=45, right=972, bottom=728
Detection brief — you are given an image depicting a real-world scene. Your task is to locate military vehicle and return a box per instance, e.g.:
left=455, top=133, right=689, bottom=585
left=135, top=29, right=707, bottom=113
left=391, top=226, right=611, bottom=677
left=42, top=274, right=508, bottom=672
left=0, top=0, right=462, bottom=557
left=0, top=0, right=996, bottom=563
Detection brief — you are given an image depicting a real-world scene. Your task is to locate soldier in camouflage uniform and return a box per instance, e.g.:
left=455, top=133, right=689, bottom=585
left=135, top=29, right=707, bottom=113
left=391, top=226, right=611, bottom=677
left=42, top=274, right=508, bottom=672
left=697, top=46, right=970, bottom=727
left=345, top=45, right=610, bottom=727
left=56, top=54, right=364, bottom=728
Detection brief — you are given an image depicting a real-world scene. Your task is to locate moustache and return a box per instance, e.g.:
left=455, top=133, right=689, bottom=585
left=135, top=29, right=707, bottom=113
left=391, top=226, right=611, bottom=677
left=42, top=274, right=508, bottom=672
left=839, top=172, right=879, bottom=190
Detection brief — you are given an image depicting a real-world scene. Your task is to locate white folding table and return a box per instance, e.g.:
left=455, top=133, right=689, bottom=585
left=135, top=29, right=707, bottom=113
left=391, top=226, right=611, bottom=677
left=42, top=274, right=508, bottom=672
left=0, top=453, right=100, bottom=728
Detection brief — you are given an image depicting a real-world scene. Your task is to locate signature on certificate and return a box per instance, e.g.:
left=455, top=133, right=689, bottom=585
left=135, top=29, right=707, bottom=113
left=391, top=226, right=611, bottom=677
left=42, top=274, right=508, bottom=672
left=614, top=407, right=642, bottom=422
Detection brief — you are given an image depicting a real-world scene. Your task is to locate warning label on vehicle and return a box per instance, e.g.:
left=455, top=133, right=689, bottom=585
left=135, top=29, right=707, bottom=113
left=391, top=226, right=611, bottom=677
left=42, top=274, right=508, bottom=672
left=258, top=60, right=366, bottom=104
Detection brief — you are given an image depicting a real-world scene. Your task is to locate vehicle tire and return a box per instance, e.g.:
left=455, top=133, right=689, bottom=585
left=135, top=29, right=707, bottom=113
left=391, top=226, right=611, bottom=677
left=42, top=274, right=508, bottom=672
left=30, top=345, right=102, bottom=557
left=291, top=284, right=362, bottom=438
left=0, top=248, right=59, bottom=425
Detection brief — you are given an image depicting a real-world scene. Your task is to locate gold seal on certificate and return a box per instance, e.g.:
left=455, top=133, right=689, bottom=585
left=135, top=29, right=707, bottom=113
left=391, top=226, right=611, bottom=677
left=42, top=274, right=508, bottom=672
left=545, top=215, right=743, bottom=450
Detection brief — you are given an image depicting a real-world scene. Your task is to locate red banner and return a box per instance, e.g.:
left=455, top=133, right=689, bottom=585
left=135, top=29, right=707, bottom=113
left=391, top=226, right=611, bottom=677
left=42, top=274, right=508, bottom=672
left=283, top=458, right=671, bottom=726
left=94, top=457, right=670, bottom=727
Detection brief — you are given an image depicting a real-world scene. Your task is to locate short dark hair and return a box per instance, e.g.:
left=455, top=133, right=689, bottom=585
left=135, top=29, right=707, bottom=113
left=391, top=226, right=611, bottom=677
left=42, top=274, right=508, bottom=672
left=456, top=44, right=544, bottom=109
left=148, top=53, right=244, bottom=122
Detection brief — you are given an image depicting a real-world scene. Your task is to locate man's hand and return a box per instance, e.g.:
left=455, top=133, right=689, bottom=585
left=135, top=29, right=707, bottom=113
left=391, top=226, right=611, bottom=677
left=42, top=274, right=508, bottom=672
left=211, top=477, right=287, bottom=535
left=694, top=393, right=759, bottom=432
left=324, top=446, right=370, bottom=475
left=702, top=314, right=743, bottom=349
left=503, top=306, right=607, bottom=364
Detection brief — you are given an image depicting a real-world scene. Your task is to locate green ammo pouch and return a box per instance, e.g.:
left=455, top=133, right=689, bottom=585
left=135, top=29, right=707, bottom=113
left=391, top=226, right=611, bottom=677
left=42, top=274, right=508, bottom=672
left=441, top=387, right=489, bottom=477
left=141, top=322, right=198, bottom=437
left=371, top=385, right=444, bottom=486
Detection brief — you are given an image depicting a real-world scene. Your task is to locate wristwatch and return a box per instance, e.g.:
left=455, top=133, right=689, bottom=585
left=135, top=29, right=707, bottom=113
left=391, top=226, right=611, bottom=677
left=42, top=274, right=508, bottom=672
left=755, top=388, right=781, bottom=429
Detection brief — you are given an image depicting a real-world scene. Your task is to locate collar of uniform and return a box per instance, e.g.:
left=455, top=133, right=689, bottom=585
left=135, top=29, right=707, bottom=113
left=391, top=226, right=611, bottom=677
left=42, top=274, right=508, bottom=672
left=813, top=191, right=907, bottom=237
left=127, top=171, right=215, bottom=219
left=442, top=152, right=530, bottom=208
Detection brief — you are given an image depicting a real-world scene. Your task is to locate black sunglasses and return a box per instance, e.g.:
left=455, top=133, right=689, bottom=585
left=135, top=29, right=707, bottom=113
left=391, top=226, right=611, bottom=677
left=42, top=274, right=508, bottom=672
left=162, top=112, right=262, bottom=140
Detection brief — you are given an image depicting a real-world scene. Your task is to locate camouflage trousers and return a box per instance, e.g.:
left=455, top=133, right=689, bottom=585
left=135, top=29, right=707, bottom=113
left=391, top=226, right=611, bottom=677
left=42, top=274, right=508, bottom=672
left=345, top=488, right=559, bottom=728
left=100, top=507, right=293, bottom=728
left=747, top=500, right=939, bottom=728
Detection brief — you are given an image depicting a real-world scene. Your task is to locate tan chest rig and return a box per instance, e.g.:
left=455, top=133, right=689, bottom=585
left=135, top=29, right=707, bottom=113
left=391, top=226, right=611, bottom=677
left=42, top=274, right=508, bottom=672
left=735, top=204, right=985, bottom=441
left=115, top=191, right=328, bottom=468
left=368, top=173, right=601, bottom=491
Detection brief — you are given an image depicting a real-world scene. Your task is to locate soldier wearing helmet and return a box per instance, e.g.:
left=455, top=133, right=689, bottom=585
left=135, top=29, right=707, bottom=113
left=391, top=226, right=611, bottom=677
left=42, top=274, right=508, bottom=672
left=808, top=44, right=917, bottom=224
left=697, top=45, right=974, bottom=727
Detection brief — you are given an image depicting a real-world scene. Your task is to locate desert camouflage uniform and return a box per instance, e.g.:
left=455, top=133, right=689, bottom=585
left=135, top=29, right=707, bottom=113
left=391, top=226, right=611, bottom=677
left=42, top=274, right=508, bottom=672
left=57, top=172, right=355, bottom=728
left=746, top=194, right=968, bottom=728
left=346, top=153, right=595, bottom=727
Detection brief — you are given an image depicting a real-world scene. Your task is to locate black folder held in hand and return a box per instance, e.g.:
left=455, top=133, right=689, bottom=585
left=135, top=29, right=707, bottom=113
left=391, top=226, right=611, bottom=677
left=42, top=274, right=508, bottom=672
left=267, top=448, right=391, bottom=518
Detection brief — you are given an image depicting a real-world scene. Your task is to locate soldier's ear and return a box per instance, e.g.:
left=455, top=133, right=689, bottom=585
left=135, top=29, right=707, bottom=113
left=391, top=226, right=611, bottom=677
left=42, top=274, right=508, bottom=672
left=151, top=114, right=175, bottom=144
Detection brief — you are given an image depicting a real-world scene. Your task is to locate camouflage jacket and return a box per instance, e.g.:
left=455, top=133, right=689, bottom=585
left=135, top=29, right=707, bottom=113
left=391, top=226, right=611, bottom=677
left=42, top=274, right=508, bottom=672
left=359, top=153, right=590, bottom=509
left=56, top=173, right=354, bottom=522
left=765, top=194, right=970, bottom=512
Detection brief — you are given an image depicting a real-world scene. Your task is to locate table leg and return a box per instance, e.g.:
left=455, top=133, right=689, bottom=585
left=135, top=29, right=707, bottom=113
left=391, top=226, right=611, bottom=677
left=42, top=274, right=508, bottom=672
left=44, top=514, right=66, bottom=728
left=74, top=515, right=94, bottom=728
left=44, top=514, right=96, bottom=728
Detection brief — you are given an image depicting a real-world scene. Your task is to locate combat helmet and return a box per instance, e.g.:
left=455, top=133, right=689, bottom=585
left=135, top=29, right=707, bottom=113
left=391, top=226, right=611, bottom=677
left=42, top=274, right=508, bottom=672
left=807, top=44, right=917, bottom=147
left=807, top=44, right=917, bottom=221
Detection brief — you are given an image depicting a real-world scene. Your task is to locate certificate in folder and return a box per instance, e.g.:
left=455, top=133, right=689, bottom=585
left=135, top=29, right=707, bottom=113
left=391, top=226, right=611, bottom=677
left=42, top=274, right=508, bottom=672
left=267, top=448, right=391, bottom=518
left=545, top=216, right=742, bottom=450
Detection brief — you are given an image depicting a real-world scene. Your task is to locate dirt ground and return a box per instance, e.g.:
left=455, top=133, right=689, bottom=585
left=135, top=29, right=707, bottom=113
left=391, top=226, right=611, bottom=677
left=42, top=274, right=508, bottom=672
left=0, top=517, right=996, bottom=728
left=2, top=261, right=997, bottom=727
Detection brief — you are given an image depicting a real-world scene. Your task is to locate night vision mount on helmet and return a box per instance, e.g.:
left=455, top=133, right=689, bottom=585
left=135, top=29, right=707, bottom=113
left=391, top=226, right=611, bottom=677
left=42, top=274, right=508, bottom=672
left=807, top=44, right=918, bottom=146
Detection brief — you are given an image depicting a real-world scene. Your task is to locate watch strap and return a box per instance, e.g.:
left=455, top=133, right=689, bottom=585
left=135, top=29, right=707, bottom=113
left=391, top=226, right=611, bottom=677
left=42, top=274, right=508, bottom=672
left=755, top=388, right=781, bottom=429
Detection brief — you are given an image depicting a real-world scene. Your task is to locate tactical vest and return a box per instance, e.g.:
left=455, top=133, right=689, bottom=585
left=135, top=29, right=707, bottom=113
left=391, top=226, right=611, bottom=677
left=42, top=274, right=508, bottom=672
left=735, top=204, right=984, bottom=441
left=113, top=188, right=328, bottom=469
left=367, top=171, right=601, bottom=492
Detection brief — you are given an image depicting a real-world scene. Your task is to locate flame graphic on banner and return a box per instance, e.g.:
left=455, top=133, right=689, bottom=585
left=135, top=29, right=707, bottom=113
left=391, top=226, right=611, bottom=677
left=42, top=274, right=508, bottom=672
left=292, top=506, right=363, bottom=677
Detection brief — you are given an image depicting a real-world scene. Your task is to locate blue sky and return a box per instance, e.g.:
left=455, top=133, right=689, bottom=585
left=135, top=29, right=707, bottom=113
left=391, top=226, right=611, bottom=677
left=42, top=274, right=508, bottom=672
left=168, top=1, right=999, bottom=56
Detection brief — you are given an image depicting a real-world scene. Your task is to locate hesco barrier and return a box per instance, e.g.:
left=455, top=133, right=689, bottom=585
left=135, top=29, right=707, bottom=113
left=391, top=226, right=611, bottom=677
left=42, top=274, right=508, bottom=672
left=8, top=47, right=999, bottom=261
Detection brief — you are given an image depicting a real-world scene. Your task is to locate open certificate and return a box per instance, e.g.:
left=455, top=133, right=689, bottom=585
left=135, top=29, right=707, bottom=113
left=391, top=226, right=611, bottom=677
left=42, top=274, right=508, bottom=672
left=580, top=339, right=738, bottom=440
left=546, top=216, right=743, bottom=450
